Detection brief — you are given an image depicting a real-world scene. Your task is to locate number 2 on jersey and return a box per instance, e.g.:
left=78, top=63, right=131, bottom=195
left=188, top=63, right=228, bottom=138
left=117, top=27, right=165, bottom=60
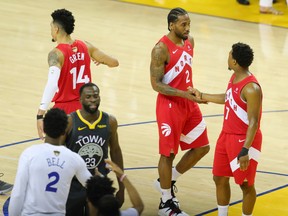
left=185, top=70, right=191, bottom=84
left=70, top=65, right=90, bottom=89
left=45, top=172, right=60, bottom=193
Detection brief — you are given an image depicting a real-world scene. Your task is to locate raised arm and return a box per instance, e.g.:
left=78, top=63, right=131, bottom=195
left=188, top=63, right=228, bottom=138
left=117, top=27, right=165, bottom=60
left=108, top=114, right=125, bottom=206
left=36, top=49, right=63, bottom=139
left=85, top=41, right=119, bottom=67
left=105, top=159, right=144, bottom=215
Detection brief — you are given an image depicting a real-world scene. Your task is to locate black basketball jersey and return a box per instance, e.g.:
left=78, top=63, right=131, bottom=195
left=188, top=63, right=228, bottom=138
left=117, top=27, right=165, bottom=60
left=65, top=110, right=110, bottom=175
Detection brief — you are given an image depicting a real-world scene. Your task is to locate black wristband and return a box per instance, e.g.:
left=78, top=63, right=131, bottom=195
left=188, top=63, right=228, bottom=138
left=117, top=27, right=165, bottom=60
left=237, top=147, right=249, bottom=160
left=37, top=115, right=44, bottom=120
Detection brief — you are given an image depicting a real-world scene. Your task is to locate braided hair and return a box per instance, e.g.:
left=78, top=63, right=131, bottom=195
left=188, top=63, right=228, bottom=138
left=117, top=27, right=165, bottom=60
left=167, top=7, right=188, bottom=31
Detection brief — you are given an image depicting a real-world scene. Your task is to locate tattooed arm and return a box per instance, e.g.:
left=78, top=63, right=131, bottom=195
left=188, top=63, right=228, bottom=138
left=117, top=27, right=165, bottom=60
left=150, top=42, right=198, bottom=101
left=47, top=48, right=63, bottom=68
left=36, top=49, right=63, bottom=139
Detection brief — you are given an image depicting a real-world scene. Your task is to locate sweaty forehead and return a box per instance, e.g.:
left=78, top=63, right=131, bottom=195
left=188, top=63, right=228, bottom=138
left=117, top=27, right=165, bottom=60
left=84, top=86, right=99, bottom=94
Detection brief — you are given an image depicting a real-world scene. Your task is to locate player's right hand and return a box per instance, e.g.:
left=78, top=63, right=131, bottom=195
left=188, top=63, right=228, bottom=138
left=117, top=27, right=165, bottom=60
left=104, top=159, right=124, bottom=178
left=186, top=89, right=208, bottom=104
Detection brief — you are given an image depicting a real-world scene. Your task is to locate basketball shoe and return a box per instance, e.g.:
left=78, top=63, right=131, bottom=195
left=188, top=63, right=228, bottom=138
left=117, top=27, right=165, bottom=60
left=0, top=173, right=13, bottom=195
left=158, top=198, right=189, bottom=216
left=153, top=178, right=180, bottom=207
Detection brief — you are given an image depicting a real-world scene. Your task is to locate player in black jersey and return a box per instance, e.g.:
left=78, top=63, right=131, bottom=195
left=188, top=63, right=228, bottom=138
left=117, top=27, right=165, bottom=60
left=61, top=82, right=124, bottom=216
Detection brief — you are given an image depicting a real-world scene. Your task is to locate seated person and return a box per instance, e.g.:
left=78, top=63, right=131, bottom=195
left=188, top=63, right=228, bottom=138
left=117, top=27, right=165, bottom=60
left=86, top=159, right=144, bottom=216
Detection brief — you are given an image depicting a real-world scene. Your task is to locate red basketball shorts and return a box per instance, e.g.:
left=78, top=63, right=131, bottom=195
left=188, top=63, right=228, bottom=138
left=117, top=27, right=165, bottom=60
left=156, top=94, right=209, bottom=157
left=213, top=131, right=262, bottom=185
left=53, top=100, right=82, bottom=114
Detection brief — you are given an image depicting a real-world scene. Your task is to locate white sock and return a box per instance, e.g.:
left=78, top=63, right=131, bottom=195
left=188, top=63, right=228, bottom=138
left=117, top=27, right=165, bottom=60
left=259, top=0, right=272, bottom=7
left=172, top=167, right=182, bottom=181
left=161, top=188, right=172, bottom=203
left=242, top=214, right=252, bottom=216
left=217, top=205, right=229, bottom=216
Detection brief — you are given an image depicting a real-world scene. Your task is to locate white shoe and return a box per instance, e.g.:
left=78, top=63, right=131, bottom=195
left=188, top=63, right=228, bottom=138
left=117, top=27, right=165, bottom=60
left=158, top=198, right=189, bottom=216
left=153, top=178, right=180, bottom=207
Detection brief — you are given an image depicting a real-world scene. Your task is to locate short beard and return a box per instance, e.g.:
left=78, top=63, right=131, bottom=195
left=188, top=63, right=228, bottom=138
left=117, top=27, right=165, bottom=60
left=83, top=104, right=98, bottom=114
left=175, top=31, right=188, bottom=40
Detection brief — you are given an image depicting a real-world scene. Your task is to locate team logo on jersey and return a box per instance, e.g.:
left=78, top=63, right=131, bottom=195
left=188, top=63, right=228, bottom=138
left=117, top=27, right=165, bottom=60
left=54, top=151, right=60, bottom=156
left=72, top=47, right=78, bottom=52
left=78, top=143, right=103, bottom=169
left=161, top=123, right=171, bottom=137
left=78, top=126, right=87, bottom=131
left=97, top=125, right=107, bottom=128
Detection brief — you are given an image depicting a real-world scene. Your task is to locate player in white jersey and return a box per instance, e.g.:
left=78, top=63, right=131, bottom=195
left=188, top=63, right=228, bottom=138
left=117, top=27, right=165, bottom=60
left=9, top=108, right=92, bottom=216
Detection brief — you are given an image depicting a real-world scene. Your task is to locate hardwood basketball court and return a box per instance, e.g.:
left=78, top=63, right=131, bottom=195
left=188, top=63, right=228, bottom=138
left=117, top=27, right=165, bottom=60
left=0, top=0, right=287, bottom=215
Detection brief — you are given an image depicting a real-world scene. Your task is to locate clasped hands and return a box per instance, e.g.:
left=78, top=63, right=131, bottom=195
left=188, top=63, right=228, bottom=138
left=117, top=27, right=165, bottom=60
left=186, top=86, right=207, bottom=104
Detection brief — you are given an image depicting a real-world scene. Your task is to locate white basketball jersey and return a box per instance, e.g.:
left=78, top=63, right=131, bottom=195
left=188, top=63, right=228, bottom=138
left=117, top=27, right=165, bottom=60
left=9, top=143, right=92, bottom=216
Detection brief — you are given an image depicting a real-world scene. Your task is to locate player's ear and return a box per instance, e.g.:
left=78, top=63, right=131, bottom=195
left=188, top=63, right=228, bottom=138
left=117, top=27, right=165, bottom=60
left=168, top=22, right=173, bottom=31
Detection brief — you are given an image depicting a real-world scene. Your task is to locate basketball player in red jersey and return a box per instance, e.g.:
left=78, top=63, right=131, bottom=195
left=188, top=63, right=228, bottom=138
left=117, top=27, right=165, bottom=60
left=192, top=43, right=262, bottom=216
left=150, top=7, right=210, bottom=216
left=36, top=9, right=119, bottom=139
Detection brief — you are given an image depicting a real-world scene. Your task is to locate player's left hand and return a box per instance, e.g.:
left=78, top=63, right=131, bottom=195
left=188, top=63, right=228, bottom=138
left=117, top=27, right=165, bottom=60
left=92, top=58, right=101, bottom=66
left=238, top=155, right=249, bottom=171
left=186, top=87, right=208, bottom=104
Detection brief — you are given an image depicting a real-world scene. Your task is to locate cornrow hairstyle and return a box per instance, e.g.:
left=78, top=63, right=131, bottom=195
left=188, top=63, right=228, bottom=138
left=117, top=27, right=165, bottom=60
left=43, top=108, right=68, bottom=139
left=51, top=9, right=75, bottom=35
left=232, top=42, right=254, bottom=68
left=167, top=7, right=188, bottom=31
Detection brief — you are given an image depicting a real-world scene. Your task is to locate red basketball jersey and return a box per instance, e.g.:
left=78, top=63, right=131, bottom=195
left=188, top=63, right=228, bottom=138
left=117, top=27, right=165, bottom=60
left=222, top=73, right=262, bottom=134
left=52, top=40, right=91, bottom=103
left=159, top=36, right=194, bottom=91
